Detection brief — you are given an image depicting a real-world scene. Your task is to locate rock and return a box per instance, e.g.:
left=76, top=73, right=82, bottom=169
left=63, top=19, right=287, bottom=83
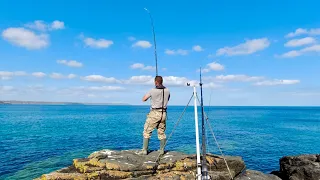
left=206, top=153, right=246, bottom=176
left=35, top=149, right=246, bottom=180
left=235, top=170, right=282, bottom=180
left=37, top=172, right=87, bottom=180
left=270, top=170, right=285, bottom=179
left=278, top=154, right=320, bottom=180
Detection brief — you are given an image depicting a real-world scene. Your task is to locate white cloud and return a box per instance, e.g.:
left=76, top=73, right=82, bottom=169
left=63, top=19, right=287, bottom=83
left=32, top=72, right=46, bottom=78
left=192, top=45, right=204, bottom=52
left=81, top=75, right=120, bottom=83
left=130, top=63, right=144, bottom=69
left=87, top=94, right=96, bottom=98
left=278, top=50, right=302, bottom=58
left=132, top=40, right=152, bottom=48
left=2, top=28, right=49, bottom=50
left=203, top=82, right=223, bottom=88
left=284, top=37, right=316, bottom=47
left=87, top=86, right=125, bottom=91
left=163, top=76, right=197, bottom=87
left=57, top=60, right=83, bottom=67
left=213, top=75, right=264, bottom=82
left=26, top=85, right=46, bottom=92
left=200, top=62, right=224, bottom=73
left=285, top=28, right=308, bottom=38
left=216, top=38, right=270, bottom=56
left=285, top=28, right=320, bottom=38
left=84, top=37, right=114, bottom=48
left=165, top=49, right=175, bottom=55
left=51, top=20, right=65, bottom=30
left=25, top=20, right=47, bottom=31
left=300, top=44, right=320, bottom=53
left=166, top=45, right=202, bottom=55
left=0, top=71, right=27, bottom=80
left=130, top=63, right=156, bottom=71
left=67, top=74, right=77, bottom=79
left=69, top=86, right=125, bottom=92
left=50, top=73, right=64, bottom=79
left=36, top=85, right=124, bottom=99
left=126, top=75, right=153, bottom=85
left=0, top=86, right=14, bottom=91
left=0, top=71, right=78, bottom=80
left=73, top=74, right=201, bottom=87
left=13, top=71, right=27, bottom=76
left=254, top=79, right=300, bottom=86
left=0, top=71, right=13, bottom=77
left=128, top=36, right=136, bottom=41
left=309, top=29, right=320, bottom=36
left=125, top=75, right=198, bottom=87
left=25, top=20, right=65, bottom=31
left=139, top=66, right=155, bottom=71
left=204, top=75, right=298, bottom=86
left=207, top=62, right=224, bottom=71
left=54, top=85, right=126, bottom=100
left=50, top=73, right=77, bottom=79
left=165, top=49, right=188, bottom=55
left=1, top=77, right=11, bottom=80
left=278, top=44, right=320, bottom=58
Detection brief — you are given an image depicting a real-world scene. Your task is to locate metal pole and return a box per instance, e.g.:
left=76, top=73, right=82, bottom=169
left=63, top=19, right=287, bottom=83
left=144, top=8, right=158, bottom=76
left=193, top=86, right=202, bottom=180
left=200, top=68, right=209, bottom=179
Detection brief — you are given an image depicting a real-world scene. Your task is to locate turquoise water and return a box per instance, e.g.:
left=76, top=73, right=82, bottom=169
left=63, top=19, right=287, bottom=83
left=1, top=105, right=320, bottom=179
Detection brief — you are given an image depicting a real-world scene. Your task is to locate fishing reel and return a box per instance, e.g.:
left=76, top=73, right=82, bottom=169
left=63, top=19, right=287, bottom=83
left=186, top=82, right=202, bottom=86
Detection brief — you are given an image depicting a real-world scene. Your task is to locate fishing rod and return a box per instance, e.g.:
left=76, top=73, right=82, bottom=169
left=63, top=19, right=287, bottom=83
left=200, top=68, right=209, bottom=180
left=144, top=8, right=158, bottom=76
left=196, top=68, right=233, bottom=180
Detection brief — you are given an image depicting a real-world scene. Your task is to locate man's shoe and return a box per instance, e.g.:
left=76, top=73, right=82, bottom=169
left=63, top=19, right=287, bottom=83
left=137, top=149, right=147, bottom=155
left=159, top=138, right=166, bottom=155
left=137, top=138, right=149, bottom=155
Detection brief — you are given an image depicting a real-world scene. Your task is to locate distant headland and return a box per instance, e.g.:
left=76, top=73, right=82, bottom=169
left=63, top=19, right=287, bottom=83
left=0, top=100, right=130, bottom=105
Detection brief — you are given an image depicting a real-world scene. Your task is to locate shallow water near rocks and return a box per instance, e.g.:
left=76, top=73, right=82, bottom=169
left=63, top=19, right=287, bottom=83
left=1, top=105, right=320, bottom=179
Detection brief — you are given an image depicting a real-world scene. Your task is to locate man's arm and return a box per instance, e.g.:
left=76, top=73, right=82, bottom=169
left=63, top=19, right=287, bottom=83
left=142, top=90, right=151, bottom=102
left=142, top=94, right=151, bottom=102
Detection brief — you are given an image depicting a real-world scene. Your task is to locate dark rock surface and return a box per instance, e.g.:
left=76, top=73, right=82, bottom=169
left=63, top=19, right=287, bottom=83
left=277, top=154, right=320, bottom=180
left=35, top=149, right=320, bottom=180
left=235, top=170, right=281, bottom=180
left=35, top=149, right=246, bottom=180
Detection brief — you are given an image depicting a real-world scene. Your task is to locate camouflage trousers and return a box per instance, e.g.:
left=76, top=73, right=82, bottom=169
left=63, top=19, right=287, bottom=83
left=143, top=110, right=167, bottom=140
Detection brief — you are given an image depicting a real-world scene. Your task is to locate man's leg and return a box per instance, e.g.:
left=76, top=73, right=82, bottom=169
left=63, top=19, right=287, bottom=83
left=137, top=111, right=159, bottom=155
left=157, top=112, right=167, bottom=155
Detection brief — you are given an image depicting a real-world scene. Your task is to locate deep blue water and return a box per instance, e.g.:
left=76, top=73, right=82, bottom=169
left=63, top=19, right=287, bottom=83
left=1, top=105, right=320, bottom=180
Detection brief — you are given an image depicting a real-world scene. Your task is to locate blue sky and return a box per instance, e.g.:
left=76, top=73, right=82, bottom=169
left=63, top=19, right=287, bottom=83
left=1, top=0, right=320, bottom=106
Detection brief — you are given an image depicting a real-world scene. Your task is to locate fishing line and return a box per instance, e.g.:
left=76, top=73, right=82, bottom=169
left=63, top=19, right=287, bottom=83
left=154, top=93, right=194, bottom=163
left=196, top=96, right=233, bottom=180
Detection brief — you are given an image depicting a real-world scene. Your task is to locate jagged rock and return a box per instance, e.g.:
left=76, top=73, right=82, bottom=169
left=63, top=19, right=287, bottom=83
left=37, top=172, right=87, bottom=180
left=35, top=149, right=246, bottom=180
left=278, top=154, right=320, bottom=180
left=235, top=170, right=281, bottom=180
left=34, top=166, right=87, bottom=180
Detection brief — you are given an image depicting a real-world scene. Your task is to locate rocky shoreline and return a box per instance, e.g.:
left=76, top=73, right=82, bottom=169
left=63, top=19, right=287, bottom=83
left=34, top=149, right=319, bottom=180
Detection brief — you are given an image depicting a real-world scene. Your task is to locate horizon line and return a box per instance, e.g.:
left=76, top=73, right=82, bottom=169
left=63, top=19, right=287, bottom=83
left=1, top=100, right=320, bottom=107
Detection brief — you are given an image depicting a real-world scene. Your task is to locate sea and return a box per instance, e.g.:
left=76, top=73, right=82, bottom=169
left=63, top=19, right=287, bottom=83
left=0, top=105, right=320, bottom=180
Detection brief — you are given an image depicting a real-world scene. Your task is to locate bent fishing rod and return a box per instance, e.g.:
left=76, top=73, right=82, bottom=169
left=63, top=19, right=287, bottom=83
left=144, top=8, right=158, bottom=76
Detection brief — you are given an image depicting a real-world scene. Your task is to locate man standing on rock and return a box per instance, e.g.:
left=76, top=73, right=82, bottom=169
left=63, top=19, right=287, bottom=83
left=137, top=76, right=170, bottom=155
